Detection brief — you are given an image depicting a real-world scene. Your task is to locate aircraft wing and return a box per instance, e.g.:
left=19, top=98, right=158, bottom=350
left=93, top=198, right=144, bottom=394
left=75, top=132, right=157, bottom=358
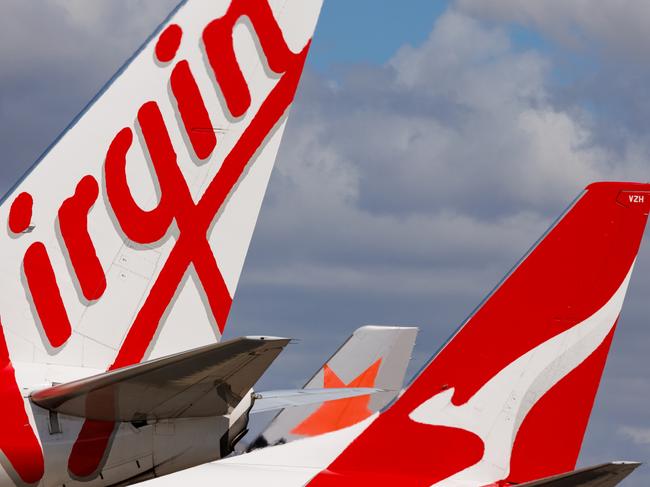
left=514, top=462, right=641, bottom=487
left=30, top=336, right=289, bottom=421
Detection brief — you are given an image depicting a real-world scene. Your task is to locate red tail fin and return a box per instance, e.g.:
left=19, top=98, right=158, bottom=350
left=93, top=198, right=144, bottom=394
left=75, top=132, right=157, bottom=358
left=310, top=182, right=650, bottom=486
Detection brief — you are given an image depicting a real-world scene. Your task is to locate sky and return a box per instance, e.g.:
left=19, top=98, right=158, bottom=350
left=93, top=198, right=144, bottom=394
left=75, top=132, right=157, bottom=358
left=1, top=0, right=650, bottom=484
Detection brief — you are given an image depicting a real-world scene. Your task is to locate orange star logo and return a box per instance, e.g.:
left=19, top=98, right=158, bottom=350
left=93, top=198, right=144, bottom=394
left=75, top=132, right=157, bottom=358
left=291, top=359, right=382, bottom=436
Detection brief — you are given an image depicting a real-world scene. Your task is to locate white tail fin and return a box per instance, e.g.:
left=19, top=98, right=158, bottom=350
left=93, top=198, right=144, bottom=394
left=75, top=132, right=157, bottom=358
left=0, top=0, right=323, bottom=371
left=252, top=325, right=418, bottom=448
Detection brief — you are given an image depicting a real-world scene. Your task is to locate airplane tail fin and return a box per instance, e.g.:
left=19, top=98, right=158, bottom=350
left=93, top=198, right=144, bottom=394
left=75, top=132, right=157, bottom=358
left=251, top=325, right=418, bottom=448
left=311, top=182, right=650, bottom=486
left=0, top=0, right=323, bottom=372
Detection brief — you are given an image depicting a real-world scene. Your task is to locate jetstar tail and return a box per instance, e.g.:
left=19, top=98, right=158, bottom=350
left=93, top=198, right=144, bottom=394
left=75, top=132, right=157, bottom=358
left=251, top=325, right=418, bottom=448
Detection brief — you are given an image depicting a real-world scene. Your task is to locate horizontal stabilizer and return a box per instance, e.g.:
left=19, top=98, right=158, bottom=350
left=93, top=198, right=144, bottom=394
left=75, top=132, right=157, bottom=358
left=251, top=387, right=384, bottom=414
left=30, top=337, right=290, bottom=421
left=514, top=462, right=641, bottom=487
left=258, top=325, right=418, bottom=445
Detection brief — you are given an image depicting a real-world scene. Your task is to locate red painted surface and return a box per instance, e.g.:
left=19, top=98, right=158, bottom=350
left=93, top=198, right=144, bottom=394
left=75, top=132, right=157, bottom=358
left=68, top=420, right=115, bottom=480
left=505, top=325, right=617, bottom=483
left=106, top=0, right=311, bottom=377
left=0, top=323, right=44, bottom=484
left=171, top=60, right=217, bottom=161
left=69, top=0, right=313, bottom=477
left=309, top=183, right=650, bottom=485
left=8, top=192, right=32, bottom=234
left=293, top=360, right=382, bottom=436
left=203, top=0, right=295, bottom=118
left=58, top=175, right=106, bottom=301
left=106, top=101, right=232, bottom=366
left=105, top=127, right=176, bottom=245
left=310, top=426, right=484, bottom=487
left=155, top=24, right=182, bottom=63
left=23, top=242, right=72, bottom=348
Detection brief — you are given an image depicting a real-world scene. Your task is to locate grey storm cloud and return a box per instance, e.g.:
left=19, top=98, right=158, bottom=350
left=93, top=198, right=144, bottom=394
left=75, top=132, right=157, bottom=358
left=1, top=1, right=650, bottom=485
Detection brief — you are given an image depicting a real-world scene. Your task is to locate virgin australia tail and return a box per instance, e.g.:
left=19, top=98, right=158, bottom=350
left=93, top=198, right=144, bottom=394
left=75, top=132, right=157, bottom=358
left=0, top=1, right=323, bottom=485
left=0, top=0, right=323, bottom=373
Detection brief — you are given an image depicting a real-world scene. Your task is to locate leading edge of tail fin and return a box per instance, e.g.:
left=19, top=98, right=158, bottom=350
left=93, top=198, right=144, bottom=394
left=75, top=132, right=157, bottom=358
left=309, top=182, right=650, bottom=486
left=251, top=325, right=418, bottom=448
left=0, top=0, right=323, bottom=370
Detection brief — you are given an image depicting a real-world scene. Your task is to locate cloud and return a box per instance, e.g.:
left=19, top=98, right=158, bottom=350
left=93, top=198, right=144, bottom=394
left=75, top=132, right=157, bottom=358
left=619, top=426, right=650, bottom=445
left=243, top=9, right=643, bottom=304
left=455, top=0, right=650, bottom=152
left=233, top=9, right=650, bottom=479
left=455, top=0, right=650, bottom=60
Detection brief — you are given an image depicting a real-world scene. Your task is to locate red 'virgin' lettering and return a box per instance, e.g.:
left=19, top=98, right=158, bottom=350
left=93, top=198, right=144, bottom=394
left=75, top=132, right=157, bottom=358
left=202, top=1, right=295, bottom=117
left=171, top=60, right=217, bottom=161
left=24, top=242, right=72, bottom=348
left=0, top=323, right=44, bottom=484
left=106, top=100, right=232, bottom=366
left=155, top=24, right=182, bottom=63
left=69, top=0, right=313, bottom=478
left=109, top=0, right=311, bottom=371
left=8, top=192, right=32, bottom=234
left=105, top=127, right=176, bottom=244
left=68, top=419, right=116, bottom=479
left=58, top=175, right=106, bottom=301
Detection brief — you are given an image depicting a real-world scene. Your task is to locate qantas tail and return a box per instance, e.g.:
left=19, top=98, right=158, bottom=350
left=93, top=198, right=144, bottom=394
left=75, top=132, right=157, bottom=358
left=0, top=0, right=323, bottom=372
left=309, top=182, right=650, bottom=486
left=251, top=325, right=418, bottom=448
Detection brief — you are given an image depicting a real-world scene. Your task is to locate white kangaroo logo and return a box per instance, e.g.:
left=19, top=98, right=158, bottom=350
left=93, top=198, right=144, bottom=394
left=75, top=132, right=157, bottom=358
left=410, top=265, right=634, bottom=487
